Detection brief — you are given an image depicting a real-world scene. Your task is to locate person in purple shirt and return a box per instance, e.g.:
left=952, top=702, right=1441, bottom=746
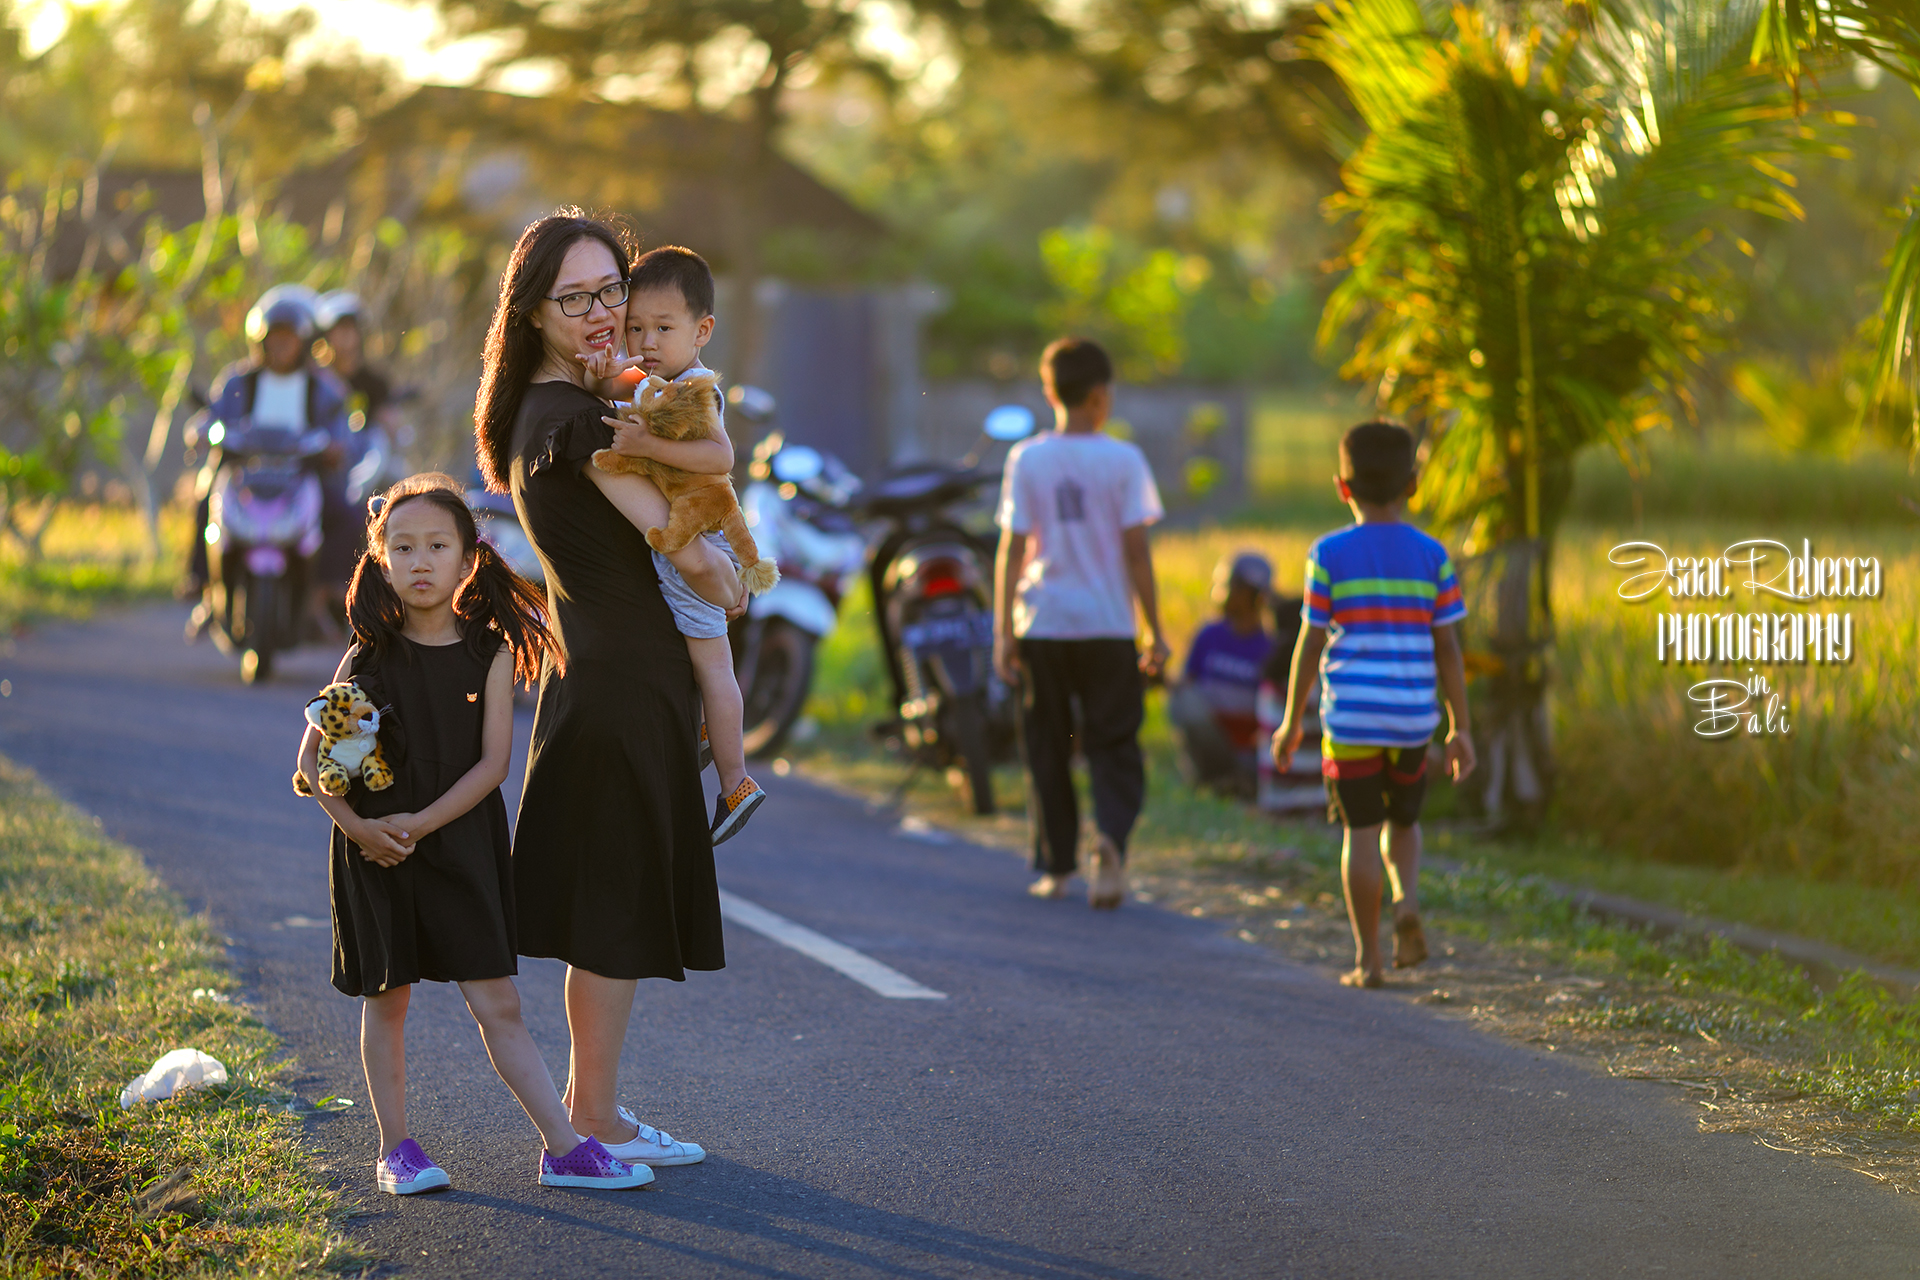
left=1169, top=552, right=1276, bottom=797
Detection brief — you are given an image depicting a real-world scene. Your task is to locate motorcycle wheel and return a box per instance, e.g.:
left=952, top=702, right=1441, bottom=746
left=947, top=693, right=996, bottom=816
left=242, top=576, right=277, bottom=685
left=741, top=620, right=816, bottom=758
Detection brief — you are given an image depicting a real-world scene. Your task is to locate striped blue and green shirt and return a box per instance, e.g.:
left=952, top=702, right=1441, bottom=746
left=1303, top=522, right=1466, bottom=748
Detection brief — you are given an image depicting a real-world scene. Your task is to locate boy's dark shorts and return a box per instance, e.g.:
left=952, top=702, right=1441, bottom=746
left=1322, top=741, right=1430, bottom=829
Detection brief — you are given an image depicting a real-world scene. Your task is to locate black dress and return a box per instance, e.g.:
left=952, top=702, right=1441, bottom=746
left=330, top=635, right=516, bottom=996
left=507, top=380, right=723, bottom=981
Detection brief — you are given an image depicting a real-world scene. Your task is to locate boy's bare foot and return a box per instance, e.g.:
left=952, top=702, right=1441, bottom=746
left=1340, top=968, right=1385, bottom=989
left=1028, top=874, right=1071, bottom=899
left=1087, top=834, right=1125, bottom=910
left=1392, top=909, right=1429, bottom=969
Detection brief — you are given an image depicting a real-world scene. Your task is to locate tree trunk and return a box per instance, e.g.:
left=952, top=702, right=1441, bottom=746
left=1474, top=536, right=1553, bottom=831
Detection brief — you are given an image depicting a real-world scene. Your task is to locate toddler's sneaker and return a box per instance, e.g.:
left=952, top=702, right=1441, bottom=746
left=711, top=777, right=766, bottom=845
left=605, top=1106, right=707, bottom=1166
left=539, top=1135, right=654, bottom=1190
left=376, top=1138, right=451, bottom=1195
left=698, top=722, right=714, bottom=772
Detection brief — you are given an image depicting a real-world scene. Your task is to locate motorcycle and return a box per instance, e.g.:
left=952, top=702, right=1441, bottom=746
left=468, top=484, right=544, bottom=586
left=341, top=386, right=418, bottom=513
left=188, top=413, right=331, bottom=684
left=857, top=404, right=1037, bottom=814
left=733, top=428, right=868, bottom=756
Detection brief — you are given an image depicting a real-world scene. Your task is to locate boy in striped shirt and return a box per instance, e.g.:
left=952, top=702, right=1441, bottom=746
left=1270, top=422, right=1475, bottom=988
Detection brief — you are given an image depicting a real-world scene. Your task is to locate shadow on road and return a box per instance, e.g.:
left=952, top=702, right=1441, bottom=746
left=360, top=1159, right=1159, bottom=1280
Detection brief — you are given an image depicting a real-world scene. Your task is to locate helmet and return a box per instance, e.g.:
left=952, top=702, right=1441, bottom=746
left=245, top=284, right=320, bottom=344
left=314, top=289, right=363, bottom=331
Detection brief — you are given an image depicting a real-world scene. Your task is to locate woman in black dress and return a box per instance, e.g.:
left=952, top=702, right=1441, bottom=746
left=473, top=212, right=742, bottom=1165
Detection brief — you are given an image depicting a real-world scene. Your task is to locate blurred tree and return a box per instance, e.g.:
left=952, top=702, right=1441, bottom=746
left=1754, top=0, right=1920, bottom=439
left=1050, top=0, right=1354, bottom=184
left=1311, top=0, right=1809, bottom=826
left=0, top=179, right=141, bottom=559
left=782, top=42, right=1331, bottom=382
left=0, top=0, right=396, bottom=180
left=429, top=0, right=1068, bottom=374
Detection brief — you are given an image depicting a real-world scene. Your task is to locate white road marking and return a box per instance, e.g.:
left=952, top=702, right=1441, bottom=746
left=717, top=889, right=948, bottom=1000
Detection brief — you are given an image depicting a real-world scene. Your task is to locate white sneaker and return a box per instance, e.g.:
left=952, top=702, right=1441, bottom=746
left=603, top=1106, right=707, bottom=1166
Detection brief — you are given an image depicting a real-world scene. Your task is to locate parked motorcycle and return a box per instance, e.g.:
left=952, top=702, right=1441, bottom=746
left=731, top=395, right=868, bottom=756
left=341, top=385, right=418, bottom=513
left=857, top=404, right=1037, bottom=814
left=187, top=412, right=330, bottom=684
left=468, top=484, right=544, bottom=586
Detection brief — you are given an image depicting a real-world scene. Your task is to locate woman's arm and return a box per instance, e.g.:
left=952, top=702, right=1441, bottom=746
left=585, top=467, right=744, bottom=609
left=382, top=648, right=515, bottom=838
left=603, top=410, right=735, bottom=474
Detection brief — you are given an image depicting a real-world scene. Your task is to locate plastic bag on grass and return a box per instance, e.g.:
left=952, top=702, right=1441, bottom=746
left=119, top=1049, right=228, bottom=1109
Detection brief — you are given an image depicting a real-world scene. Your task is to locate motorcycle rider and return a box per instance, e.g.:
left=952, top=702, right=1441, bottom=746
left=314, top=290, right=398, bottom=437
left=185, top=287, right=352, bottom=642
left=313, top=290, right=404, bottom=624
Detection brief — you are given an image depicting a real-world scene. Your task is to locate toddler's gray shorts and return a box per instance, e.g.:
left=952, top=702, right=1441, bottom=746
left=653, top=531, right=737, bottom=640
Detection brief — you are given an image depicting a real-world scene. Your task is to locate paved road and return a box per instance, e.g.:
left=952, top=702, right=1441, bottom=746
left=5, top=604, right=1919, bottom=1279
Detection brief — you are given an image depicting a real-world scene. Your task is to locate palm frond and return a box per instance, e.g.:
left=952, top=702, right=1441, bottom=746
left=1313, top=0, right=1806, bottom=548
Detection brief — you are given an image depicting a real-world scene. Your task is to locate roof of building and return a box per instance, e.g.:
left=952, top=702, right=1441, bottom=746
left=42, top=85, right=885, bottom=278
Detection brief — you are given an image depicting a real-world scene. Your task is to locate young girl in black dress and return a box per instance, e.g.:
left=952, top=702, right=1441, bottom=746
left=296, top=473, right=651, bottom=1194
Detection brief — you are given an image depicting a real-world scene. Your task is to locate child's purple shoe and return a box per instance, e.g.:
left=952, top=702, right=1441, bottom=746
left=538, top=1134, right=655, bottom=1189
left=376, top=1138, right=451, bottom=1195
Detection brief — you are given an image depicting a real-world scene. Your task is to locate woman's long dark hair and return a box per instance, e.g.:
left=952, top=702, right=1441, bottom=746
left=474, top=210, right=634, bottom=491
left=346, top=473, right=561, bottom=685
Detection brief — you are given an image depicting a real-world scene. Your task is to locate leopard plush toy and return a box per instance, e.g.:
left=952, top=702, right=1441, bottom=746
left=291, top=681, right=395, bottom=798
left=591, top=370, right=780, bottom=595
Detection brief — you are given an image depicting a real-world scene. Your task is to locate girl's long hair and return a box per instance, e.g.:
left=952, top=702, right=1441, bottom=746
left=346, top=473, right=561, bottom=684
left=474, top=210, right=634, bottom=492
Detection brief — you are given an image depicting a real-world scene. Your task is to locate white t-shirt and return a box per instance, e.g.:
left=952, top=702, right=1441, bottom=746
left=996, top=431, right=1164, bottom=640
left=252, top=370, right=308, bottom=429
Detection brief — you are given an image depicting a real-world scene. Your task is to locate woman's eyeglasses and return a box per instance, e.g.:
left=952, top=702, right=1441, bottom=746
left=546, top=279, right=630, bottom=318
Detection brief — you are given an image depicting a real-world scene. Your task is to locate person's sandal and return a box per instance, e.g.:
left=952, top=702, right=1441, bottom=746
left=1028, top=873, right=1071, bottom=899
left=1392, top=909, right=1429, bottom=969
left=698, top=722, right=713, bottom=772
left=1087, top=835, right=1125, bottom=911
left=1340, top=968, right=1386, bottom=989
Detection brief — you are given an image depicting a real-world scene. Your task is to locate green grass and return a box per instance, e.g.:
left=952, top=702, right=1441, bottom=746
left=1567, top=428, right=1918, bottom=527
left=1431, top=829, right=1920, bottom=971
left=0, top=503, right=186, bottom=633
left=1417, top=858, right=1920, bottom=1131
left=0, top=756, right=357, bottom=1278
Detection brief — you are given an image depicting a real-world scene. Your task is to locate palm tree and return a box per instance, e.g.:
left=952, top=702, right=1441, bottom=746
left=1753, top=0, right=1920, bottom=429
left=1308, top=0, right=1806, bottom=826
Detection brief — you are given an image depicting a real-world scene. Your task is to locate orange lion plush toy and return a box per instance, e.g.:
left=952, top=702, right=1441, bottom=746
left=590, top=370, right=779, bottom=596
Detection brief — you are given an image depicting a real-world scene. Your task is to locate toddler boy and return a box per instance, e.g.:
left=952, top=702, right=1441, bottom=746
left=1270, top=421, right=1475, bottom=987
left=586, top=245, right=764, bottom=844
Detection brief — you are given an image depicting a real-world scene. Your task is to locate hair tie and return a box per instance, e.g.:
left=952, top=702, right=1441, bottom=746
left=367, top=493, right=388, bottom=518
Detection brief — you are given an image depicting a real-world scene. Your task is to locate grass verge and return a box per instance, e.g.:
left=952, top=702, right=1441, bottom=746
left=0, top=503, right=186, bottom=633
left=0, top=755, right=360, bottom=1278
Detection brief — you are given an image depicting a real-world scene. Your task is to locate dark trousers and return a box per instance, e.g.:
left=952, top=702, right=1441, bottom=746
left=1017, top=637, right=1146, bottom=875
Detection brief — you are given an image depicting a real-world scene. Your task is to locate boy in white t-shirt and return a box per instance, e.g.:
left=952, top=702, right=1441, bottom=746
left=993, top=337, right=1169, bottom=910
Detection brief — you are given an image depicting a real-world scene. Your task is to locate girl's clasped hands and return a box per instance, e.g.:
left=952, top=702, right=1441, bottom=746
left=346, top=815, right=415, bottom=866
